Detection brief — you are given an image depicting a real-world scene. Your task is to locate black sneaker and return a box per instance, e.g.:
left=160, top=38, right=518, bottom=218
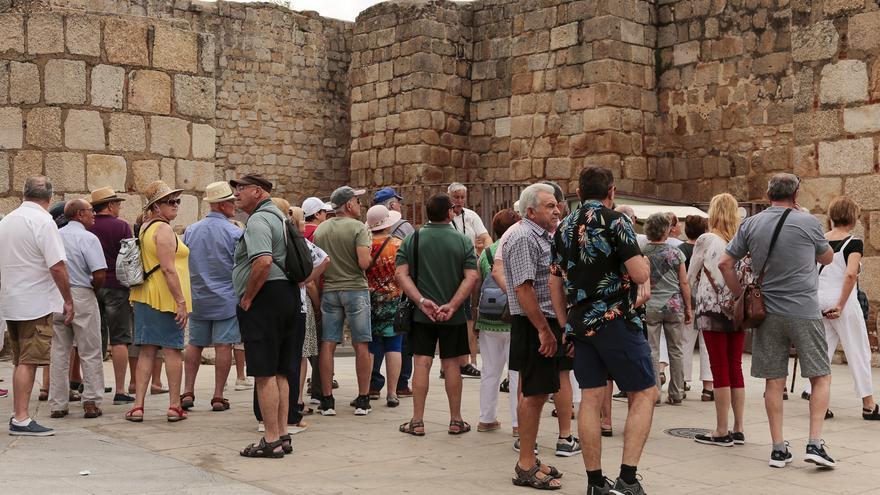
left=612, top=476, right=646, bottom=495
left=731, top=431, right=745, bottom=445
left=769, top=441, right=793, bottom=468
left=460, top=364, right=481, bottom=378
left=586, top=477, right=618, bottom=495
left=332, top=378, right=339, bottom=389
left=113, top=393, right=135, bottom=405
left=513, top=438, right=538, bottom=455
left=500, top=377, right=510, bottom=393
left=801, top=390, right=811, bottom=400
left=825, top=409, right=834, bottom=420
left=353, top=395, right=372, bottom=416
left=318, top=395, right=336, bottom=416
left=612, top=390, right=628, bottom=400
left=804, top=441, right=836, bottom=468
left=694, top=432, right=733, bottom=447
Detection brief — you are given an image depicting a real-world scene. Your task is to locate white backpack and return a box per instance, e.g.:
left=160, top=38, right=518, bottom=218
left=115, top=220, right=169, bottom=288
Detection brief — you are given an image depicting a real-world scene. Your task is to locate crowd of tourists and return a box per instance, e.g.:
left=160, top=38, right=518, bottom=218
left=1, top=168, right=878, bottom=495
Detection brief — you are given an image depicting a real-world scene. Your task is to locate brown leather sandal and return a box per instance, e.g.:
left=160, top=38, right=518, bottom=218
left=399, top=419, right=425, bottom=436
left=180, top=392, right=195, bottom=410
left=512, top=463, right=562, bottom=490
left=211, top=397, right=230, bottom=411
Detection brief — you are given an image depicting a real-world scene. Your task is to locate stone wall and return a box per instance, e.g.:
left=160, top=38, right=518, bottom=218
left=0, top=9, right=215, bottom=226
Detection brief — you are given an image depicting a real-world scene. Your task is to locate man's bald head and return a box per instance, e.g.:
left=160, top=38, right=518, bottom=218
left=64, top=198, right=91, bottom=220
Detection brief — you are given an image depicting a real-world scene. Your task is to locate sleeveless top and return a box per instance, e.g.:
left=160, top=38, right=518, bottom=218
left=817, top=236, right=858, bottom=313
left=130, top=220, right=193, bottom=313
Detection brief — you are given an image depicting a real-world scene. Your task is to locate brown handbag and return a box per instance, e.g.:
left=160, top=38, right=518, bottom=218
left=733, top=209, right=791, bottom=331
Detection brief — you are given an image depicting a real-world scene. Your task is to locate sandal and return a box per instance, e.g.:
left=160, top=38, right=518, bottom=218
left=863, top=405, right=880, bottom=420
left=512, top=463, right=562, bottom=490
left=536, top=459, right=563, bottom=479
left=478, top=420, right=501, bottom=432
left=601, top=424, right=613, bottom=437
left=151, top=385, right=169, bottom=395
left=701, top=389, right=715, bottom=401
left=551, top=408, right=575, bottom=419
left=297, top=403, right=314, bottom=416
left=387, top=396, right=400, bottom=408
left=280, top=433, right=293, bottom=454
left=399, top=419, right=425, bottom=436
left=448, top=419, right=471, bottom=435
left=167, top=406, right=188, bottom=422
left=240, top=437, right=284, bottom=458
left=181, top=392, right=195, bottom=410
left=125, top=406, right=144, bottom=423
left=211, top=397, right=230, bottom=411
left=38, top=388, right=48, bottom=401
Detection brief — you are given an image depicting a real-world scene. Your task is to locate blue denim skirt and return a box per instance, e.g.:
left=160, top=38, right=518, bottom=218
left=133, top=302, right=185, bottom=350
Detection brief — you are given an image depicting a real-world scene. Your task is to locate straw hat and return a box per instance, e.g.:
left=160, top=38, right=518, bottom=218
left=203, top=182, right=235, bottom=203
left=89, top=186, right=126, bottom=206
left=143, top=180, right=183, bottom=210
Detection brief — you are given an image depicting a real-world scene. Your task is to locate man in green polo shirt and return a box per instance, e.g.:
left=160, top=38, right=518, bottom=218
left=395, top=193, right=479, bottom=436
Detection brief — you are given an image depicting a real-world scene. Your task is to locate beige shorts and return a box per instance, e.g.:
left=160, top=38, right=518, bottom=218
left=7, top=315, right=54, bottom=366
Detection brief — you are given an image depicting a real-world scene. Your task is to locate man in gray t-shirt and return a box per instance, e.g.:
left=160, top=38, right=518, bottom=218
left=719, top=173, right=836, bottom=469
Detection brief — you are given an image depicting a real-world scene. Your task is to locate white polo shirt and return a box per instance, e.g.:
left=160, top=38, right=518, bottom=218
left=0, top=201, right=67, bottom=321
left=451, top=207, right=488, bottom=245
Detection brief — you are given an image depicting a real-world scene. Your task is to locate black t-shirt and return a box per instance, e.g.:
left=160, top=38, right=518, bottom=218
left=828, top=237, right=863, bottom=265
left=679, top=242, right=695, bottom=270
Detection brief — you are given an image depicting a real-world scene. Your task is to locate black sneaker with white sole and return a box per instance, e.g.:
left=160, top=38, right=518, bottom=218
left=694, top=432, right=733, bottom=447
left=513, top=438, right=538, bottom=455
left=586, top=477, right=621, bottom=495
left=612, top=476, right=646, bottom=495
left=731, top=431, right=746, bottom=445
left=555, top=435, right=582, bottom=457
left=352, top=395, right=372, bottom=416
left=460, top=364, right=481, bottom=378
left=768, top=441, right=793, bottom=468
left=804, top=441, right=836, bottom=468
left=318, top=395, right=336, bottom=416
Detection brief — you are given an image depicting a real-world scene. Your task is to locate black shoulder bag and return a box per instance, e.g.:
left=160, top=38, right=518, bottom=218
left=393, top=229, right=419, bottom=334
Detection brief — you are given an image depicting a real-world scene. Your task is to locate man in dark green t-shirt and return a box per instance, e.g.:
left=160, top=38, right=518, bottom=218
left=395, top=193, right=478, bottom=436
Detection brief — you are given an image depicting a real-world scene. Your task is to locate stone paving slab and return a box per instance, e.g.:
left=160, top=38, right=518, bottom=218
left=1, top=355, right=880, bottom=494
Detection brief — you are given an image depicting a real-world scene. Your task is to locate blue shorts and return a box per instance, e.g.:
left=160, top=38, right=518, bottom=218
left=572, top=318, right=655, bottom=393
left=368, top=334, right=404, bottom=355
left=321, top=290, right=372, bottom=343
left=188, top=316, right=240, bottom=347
left=133, top=302, right=184, bottom=350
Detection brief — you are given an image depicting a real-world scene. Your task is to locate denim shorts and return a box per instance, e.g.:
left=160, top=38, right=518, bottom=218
left=133, top=302, right=184, bottom=350
left=188, top=316, right=241, bottom=347
left=321, top=290, right=372, bottom=343
left=368, top=334, right=404, bottom=355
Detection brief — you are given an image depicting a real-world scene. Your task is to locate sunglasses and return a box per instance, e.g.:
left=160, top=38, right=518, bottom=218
left=159, top=199, right=182, bottom=206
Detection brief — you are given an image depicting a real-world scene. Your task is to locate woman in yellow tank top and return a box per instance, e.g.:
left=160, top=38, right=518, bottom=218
left=126, top=181, right=192, bottom=423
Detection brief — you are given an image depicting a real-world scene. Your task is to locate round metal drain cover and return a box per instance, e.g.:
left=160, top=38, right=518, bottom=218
left=664, top=427, right=711, bottom=439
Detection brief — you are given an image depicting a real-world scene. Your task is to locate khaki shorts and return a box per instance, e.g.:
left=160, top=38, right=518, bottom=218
left=7, top=315, right=54, bottom=366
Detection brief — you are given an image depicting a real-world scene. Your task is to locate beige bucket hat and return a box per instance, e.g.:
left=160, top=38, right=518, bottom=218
left=203, top=182, right=235, bottom=203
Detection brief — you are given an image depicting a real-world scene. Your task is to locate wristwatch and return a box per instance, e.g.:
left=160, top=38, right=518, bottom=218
left=418, top=297, right=425, bottom=306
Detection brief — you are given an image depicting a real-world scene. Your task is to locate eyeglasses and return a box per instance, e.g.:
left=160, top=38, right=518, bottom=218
left=76, top=208, right=94, bottom=214
left=159, top=199, right=181, bottom=206
left=235, top=184, right=256, bottom=192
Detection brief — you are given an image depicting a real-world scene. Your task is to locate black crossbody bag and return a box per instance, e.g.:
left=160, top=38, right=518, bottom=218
left=393, top=229, right=419, bottom=334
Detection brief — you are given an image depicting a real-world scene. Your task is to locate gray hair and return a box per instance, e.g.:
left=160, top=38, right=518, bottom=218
left=644, top=212, right=671, bottom=242
left=378, top=197, right=397, bottom=208
left=518, top=183, right=555, bottom=217
left=767, top=173, right=799, bottom=201
left=615, top=205, right=636, bottom=222
left=23, top=176, right=53, bottom=201
left=447, top=182, right=467, bottom=194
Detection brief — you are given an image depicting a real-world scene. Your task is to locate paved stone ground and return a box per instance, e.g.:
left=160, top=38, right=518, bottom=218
left=1, top=353, right=880, bottom=494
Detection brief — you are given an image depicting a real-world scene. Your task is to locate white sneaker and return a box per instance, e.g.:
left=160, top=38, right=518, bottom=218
left=289, top=422, right=308, bottom=435
left=257, top=421, right=265, bottom=433
left=235, top=378, right=254, bottom=391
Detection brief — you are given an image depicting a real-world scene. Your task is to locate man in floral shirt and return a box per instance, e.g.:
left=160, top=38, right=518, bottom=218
left=549, top=167, right=655, bottom=495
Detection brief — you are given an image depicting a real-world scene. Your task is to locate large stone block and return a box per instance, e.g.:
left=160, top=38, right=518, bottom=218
left=176, top=160, right=214, bottom=191
left=820, top=60, right=868, bottom=105
left=792, top=21, right=838, bottom=62
left=9, top=62, right=39, bottom=104
left=850, top=11, right=880, bottom=52
left=44, top=59, right=87, bottom=105
left=13, top=150, right=42, bottom=188
left=91, top=65, right=125, bottom=109
left=673, top=41, right=699, bottom=66
left=0, top=152, right=8, bottom=193
left=45, top=152, right=85, bottom=191
left=845, top=174, right=880, bottom=209
left=171, top=194, right=198, bottom=229
left=150, top=116, right=190, bottom=158
left=173, top=75, right=215, bottom=119
left=131, top=159, right=159, bottom=191
left=104, top=18, right=149, bottom=67
left=160, top=157, right=176, bottom=184
left=199, top=33, right=215, bottom=73
left=27, top=14, right=64, bottom=54
left=153, top=26, right=199, bottom=73
left=117, top=193, right=144, bottom=224
left=0, top=107, right=23, bottom=149
left=128, top=70, right=171, bottom=115
left=109, top=114, right=146, bottom=152
left=818, top=138, right=874, bottom=175
left=545, top=157, right=572, bottom=179
left=65, top=15, right=101, bottom=57
left=64, top=110, right=105, bottom=151
left=86, top=154, right=126, bottom=191
left=0, top=62, right=7, bottom=104
left=26, top=107, right=62, bottom=148
left=0, top=14, right=24, bottom=53
left=844, top=104, right=880, bottom=134
left=583, top=107, right=622, bottom=131
left=799, top=178, right=842, bottom=212
left=191, top=124, right=215, bottom=159
left=550, top=22, right=578, bottom=50
left=824, top=0, right=864, bottom=15
left=793, top=110, right=841, bottom=144
left=858, top=256, right=880, bottom=303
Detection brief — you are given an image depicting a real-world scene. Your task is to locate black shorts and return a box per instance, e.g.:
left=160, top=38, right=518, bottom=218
left=410, top=321, right=470, bottom=359
left=97, top=287, right=132, bottom=346
left=572, top=318, right=655, bottom=393
left=508, top=316, right=571, bottom=397
left=237, top=280, right=303, bottom=378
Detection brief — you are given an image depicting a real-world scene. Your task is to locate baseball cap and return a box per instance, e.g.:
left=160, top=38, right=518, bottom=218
left=302, top=197, right=333, bottom=217
left=373, top=187, right=403, bottom=205
left=330, top=186, right=366, bottom=209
